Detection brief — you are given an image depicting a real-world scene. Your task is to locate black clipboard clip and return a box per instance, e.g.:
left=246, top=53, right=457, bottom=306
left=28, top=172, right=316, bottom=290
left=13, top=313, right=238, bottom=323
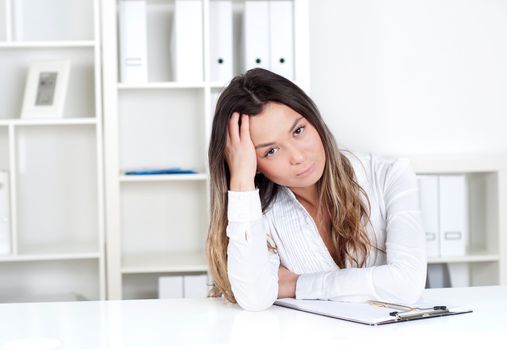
left=368, top=300, right=450, bottom=321
left=390, top=306, right=449, bottom=321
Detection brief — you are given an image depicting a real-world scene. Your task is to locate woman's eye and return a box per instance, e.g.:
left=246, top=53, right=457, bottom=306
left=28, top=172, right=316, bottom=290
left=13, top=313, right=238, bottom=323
left=264, top=147, right=279, bottom=158
left=294, top=126, right=305, bottom=135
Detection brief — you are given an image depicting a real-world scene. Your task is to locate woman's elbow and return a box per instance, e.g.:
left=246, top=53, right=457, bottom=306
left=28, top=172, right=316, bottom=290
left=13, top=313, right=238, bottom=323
left=233, top=285, right=278, bottom=311
left=378, top=262, right=426, bottom=304
left=397, top=268, right=427, bottom=304
left=237, top=297, right=275, bottom=311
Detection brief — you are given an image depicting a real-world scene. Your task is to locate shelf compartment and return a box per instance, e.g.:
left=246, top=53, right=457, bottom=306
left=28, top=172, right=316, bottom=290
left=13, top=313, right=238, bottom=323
left=427, top=261, right=500, bottom=288
left=0, top=259, right=100, bottom=302
left=15, top=126, right=99, bottom=251
left=467, top=172, right=500, bottom=256
left=122, top=251, right=207, bottom=274
left=120, top=181, right=208, bottom=262
left=122, top=270, right=209, bottom=300
left=207, top=0, right=296, bottom=81
left=122, top=273, right=166, bottom=300
left=468, top=261, right=500, bottom=286
left=418, top=171, right=501, bottom=260
left=119, top=89, right=206, bottom=172
left=0, top=48, right=97, bottom=119
left=5, top=0, right=94, bottom=42
left=117, top=0, right=204, bottom=83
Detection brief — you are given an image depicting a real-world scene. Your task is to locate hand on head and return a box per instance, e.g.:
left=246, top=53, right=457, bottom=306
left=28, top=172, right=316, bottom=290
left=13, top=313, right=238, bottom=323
left=225, top=112, right=257, bottom=191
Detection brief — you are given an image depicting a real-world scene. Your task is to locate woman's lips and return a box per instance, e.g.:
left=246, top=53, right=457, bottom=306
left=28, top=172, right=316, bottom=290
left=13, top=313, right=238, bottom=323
left=296, top=163, right=315, bottom=177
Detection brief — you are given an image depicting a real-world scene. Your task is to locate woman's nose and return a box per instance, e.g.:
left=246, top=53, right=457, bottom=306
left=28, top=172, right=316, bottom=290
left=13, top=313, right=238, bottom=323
left=289, top=146, right=305, bottom=165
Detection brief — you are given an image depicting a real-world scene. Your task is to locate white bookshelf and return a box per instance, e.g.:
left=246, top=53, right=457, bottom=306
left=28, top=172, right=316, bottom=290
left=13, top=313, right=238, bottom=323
left=0, top=0, right=105, bottom=302
left=1, top=1, right=504, bottom=303
left=102, top=0, right=310, bottom=299
left=402, top=154, right=507, bottom=286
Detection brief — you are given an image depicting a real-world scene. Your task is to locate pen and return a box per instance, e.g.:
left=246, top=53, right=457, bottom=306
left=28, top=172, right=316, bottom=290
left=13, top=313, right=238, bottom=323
left=367, top=300, right=448, bottom=313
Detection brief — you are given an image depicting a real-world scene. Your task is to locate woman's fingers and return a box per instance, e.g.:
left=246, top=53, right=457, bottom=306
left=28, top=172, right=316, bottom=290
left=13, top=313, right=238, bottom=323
left=228, top=112, right=240, bottom=143
left=239, top=114, right=250, bottom=142
left=228, top=112, right=252, bottom=144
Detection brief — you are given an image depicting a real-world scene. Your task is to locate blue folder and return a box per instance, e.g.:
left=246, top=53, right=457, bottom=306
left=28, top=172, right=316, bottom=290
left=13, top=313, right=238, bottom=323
left=124, top=168, right=197, bottom=175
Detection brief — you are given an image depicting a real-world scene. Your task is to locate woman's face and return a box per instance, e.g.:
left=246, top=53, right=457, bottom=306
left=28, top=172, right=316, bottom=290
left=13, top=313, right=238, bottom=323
left=248, top=102, right=326, bottom=190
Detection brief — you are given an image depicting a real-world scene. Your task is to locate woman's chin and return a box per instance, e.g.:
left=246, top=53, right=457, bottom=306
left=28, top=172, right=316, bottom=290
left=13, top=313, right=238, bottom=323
left=287, top=175, right=321, bottom=189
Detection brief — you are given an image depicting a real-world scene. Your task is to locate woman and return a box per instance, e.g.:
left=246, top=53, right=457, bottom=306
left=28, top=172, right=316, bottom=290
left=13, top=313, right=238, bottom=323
left=206, top=68, right=427, bottom=311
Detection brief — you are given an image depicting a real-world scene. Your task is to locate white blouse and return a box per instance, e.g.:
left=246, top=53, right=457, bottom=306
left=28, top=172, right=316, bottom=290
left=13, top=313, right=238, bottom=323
left=226, top=152, right=427, bottom=311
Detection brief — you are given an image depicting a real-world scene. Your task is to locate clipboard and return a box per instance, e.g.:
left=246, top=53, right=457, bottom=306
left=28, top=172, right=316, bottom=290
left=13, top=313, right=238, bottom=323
left=274, top=298, right=473, bottom=326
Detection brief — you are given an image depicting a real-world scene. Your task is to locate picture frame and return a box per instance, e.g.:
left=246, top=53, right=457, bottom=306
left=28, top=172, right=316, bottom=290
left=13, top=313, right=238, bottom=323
left=20, top=59, right=71, bottom=119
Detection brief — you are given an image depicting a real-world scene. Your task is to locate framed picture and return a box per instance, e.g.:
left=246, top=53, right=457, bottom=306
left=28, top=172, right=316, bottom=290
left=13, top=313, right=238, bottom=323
left=21, top=59, right=71, bottom=119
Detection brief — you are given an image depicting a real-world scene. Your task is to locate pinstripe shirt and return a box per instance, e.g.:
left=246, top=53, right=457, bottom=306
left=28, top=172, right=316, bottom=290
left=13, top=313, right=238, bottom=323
left=226, top=152, right=427, bottom=311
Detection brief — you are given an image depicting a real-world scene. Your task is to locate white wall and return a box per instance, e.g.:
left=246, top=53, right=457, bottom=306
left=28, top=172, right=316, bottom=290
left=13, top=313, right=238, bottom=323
left=309, top=0, right=507, bottom=155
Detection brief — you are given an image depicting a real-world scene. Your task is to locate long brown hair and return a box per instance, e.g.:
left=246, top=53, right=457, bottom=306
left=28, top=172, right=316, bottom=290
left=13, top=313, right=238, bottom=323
left=206, top=68, right=376, bottom=303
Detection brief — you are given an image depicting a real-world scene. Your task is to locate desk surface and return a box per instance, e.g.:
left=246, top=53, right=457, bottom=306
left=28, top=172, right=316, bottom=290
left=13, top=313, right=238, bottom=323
left=0, top=286, right=506, bottom=349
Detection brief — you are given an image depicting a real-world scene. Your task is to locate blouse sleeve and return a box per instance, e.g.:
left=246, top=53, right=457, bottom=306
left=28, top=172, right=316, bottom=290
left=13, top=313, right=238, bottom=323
left=295, top=158, right=427, bottom=304
left=226, top=189, right=280, bottom=311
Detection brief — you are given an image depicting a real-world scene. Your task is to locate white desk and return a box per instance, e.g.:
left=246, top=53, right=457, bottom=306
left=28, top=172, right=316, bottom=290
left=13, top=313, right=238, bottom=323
left=0, top=286, right=506, bottom=349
